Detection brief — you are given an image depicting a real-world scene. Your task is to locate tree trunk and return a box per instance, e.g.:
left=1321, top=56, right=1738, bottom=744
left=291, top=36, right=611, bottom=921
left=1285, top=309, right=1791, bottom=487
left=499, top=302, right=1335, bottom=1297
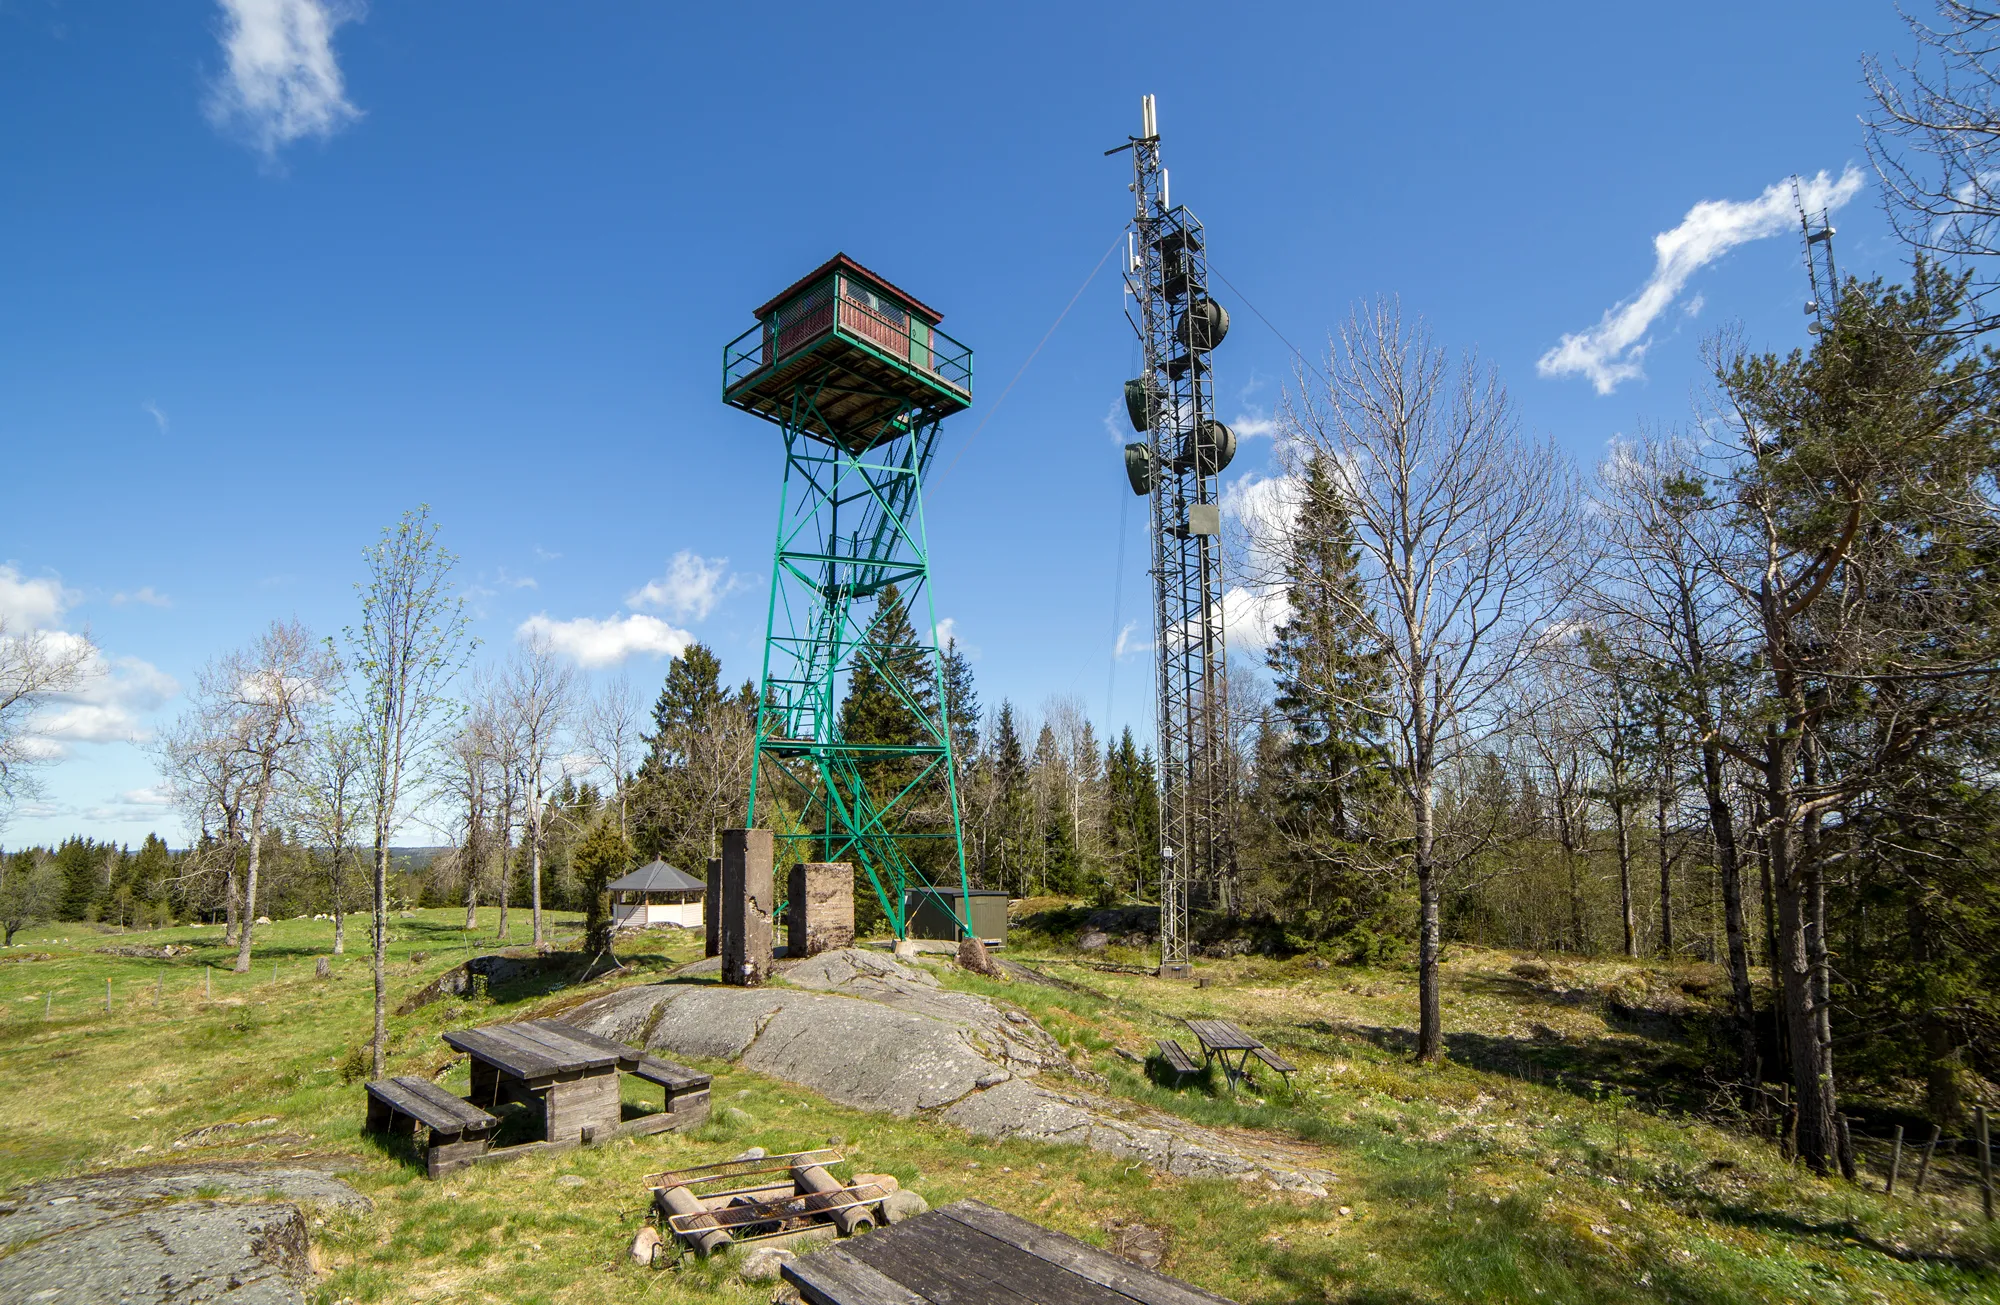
left=1656, top=735, right=1674, bottom=958
left=329, top=845, right=346, bottom=956
left=530, top=804, right=544, bottom=950
left=1413, top=766, right=1443, bottom=1062
left=1766, top=747, right=1837, bottom=1174
left=371, top=833, right=389, bottom=1080
left=1700, top=738, right=1758, bottom=1082
left=234, top=779, right=272, bottom=973
left=1613, top=798, right=1637, bottom=958
left=223, top=831, right=241, bottom=948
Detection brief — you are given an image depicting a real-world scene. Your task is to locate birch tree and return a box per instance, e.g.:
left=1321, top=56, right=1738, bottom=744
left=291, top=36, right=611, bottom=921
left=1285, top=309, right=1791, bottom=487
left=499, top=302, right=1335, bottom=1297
left=502, top=640, right=574, bottom=949
left=347, top=507, right=472, bottom=1078
left=0, top=619, right=95, bottom=825
left=1274, top=299, right=1580, bottom=1062
left=292, top=712, right=363, bottom=955
left=581, top=673, right=643, bottom=841
left=203, top=620, right=338, bottom=973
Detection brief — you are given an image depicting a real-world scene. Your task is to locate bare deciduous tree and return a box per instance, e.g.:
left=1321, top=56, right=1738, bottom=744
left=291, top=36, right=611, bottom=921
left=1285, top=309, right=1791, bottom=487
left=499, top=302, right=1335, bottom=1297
left=0, top=618, right=95, bottom=826
left=347, top=507, right=472, bottom=1078
left=501, top=640, right=574, bottom=949
left=291, top=712, right=363, bottom=955
left=1274, top=299, right=1582, bottom=1062
left=581, top=673, right=643, bottom=841
left=202, top=620, right=339, bottom=973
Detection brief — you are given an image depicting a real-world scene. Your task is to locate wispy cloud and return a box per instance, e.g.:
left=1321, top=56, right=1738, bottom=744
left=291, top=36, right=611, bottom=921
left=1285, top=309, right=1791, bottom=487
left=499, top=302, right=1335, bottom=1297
left=142, top=400, right=169, bottom=433
left=1113, top=620, right=1148, bottom=659
left=110, top=586, right=172, bottom=609
left=1538, top=167, right=1865, bottom=394
left=517, top=613, right=693, bottom=669
left=206, top=0, right=364, bottom=159
left=626, top=551, right=735, bottom=622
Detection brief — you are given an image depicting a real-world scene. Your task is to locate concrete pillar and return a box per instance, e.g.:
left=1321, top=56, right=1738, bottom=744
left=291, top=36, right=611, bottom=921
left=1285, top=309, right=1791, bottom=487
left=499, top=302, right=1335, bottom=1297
left=787, top=862, right=854, bottom=957
left=704, top=857, right=721, bottom=959
left=719, top=830, right=773, bottom=986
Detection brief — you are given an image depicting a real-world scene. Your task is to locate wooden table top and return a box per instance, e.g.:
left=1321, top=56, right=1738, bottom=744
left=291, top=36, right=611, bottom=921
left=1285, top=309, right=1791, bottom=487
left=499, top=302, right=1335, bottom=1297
left=785, top=1201, right=1237, bottom=1305
left=442, top=1019, right=641, bottom=1081
left=1182, top=1019, right=1263, bottom=1053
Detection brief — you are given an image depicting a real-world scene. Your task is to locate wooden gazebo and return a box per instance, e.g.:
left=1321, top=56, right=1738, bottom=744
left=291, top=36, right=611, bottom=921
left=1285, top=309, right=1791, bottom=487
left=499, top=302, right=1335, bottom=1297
left=609, top=859, right=706, bottom=930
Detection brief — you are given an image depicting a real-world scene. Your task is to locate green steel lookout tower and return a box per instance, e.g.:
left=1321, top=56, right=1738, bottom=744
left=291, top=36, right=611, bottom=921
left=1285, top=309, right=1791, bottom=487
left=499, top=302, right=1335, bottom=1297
left=723, top=254, right=976, bottom=939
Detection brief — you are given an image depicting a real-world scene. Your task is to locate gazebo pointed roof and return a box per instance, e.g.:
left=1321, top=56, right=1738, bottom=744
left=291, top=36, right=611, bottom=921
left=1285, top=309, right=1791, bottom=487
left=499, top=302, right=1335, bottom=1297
left=607, top=859, right=706, bottom=894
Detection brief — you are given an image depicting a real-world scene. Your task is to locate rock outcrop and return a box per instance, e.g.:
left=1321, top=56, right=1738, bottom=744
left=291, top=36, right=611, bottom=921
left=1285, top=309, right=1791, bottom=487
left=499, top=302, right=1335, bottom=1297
left=563, top=949, right=1334, bottom=1195
left=0, top=1161, right=370, bottom=1304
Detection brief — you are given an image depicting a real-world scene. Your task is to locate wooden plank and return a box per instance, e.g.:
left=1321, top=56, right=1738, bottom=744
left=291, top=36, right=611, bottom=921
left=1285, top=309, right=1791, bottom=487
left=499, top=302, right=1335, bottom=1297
left=1250, top=1047, right=1296, bottom=1074
left=504, top=1021, right=620, bottom=1071
left=937, top=1202, right=1238, bottom=1305
left=785, top=1247, right=932, bottom=1305
left=854, top=1208, right=1113, bottom=1305
left=442, top=1026, right=561, bottom=1080
left=365, top=1078, right=495, bottom=1133
left=482, top=1023, right=591, bottom=1075
left=390, top=1076, right=499, bottom=1131
left=534, top=1019, right=644, bottom=1069
left=844, top=1221, right=1051, bottom=1305
left=1183, top=1019, right=1259, bottom=1052
left=633, top=1054, right=711, bottom=1091
left=1154, top=1040, right=1200, bottom=1075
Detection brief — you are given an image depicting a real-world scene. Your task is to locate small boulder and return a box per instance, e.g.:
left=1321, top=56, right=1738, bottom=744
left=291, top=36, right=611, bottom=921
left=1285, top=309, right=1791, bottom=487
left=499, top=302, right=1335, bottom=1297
left=739, top=1246, right=795, bottom=1282
left=957, top=936, right=1000, bottom=977
left=728, top=1146, right=768, bottom=1164
left=629, top=1225, right=663, bottom=1265
left=1510, top=959, right=1551, bottom=982
left=880, top=1190, right=929, bottom=1223
left=314, top=957, right=330, bottom=981
left=892, top=939, right=920, bottom=960
left=255, top=916, right=272, bottom=925
left=851, top=1172, right=901, bottom=1194
left=1077, top=930, right=1111, bottom=952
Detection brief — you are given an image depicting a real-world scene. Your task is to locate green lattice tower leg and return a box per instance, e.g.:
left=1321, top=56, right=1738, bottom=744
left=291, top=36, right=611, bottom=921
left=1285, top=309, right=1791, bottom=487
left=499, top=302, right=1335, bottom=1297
left=745, top=388, right=971, bottom=940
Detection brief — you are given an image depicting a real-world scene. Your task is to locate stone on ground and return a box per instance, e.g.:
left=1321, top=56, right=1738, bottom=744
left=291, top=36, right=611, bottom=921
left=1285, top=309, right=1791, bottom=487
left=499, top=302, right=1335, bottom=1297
left=739, top=1245, right=795, bottom=1281
left=0, top=1162, right=368, bottom=1305
left=630, top=1225, right=664, bottom=1265
left=880, top=1190, right=930, bottom=1223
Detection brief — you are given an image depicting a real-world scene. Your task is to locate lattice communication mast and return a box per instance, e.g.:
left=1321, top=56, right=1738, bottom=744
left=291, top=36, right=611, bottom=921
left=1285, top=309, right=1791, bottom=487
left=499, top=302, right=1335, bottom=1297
left=1794, top=176, right=1841, bottom=336
left=723, top=255, right=977, bottom=939
left=1109, top=96, right=1235, bottom=976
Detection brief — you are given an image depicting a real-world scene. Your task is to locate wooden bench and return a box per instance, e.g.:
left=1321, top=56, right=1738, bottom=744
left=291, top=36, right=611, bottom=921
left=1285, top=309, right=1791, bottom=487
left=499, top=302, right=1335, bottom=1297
left=1249, top=1046, right=1297, bottom=1092
left=364, top=1076, right=499, bottom=1177
left=1153, top=1038, right=1202, bottom=1085
left=633, top=1054, right=712, bottom=1116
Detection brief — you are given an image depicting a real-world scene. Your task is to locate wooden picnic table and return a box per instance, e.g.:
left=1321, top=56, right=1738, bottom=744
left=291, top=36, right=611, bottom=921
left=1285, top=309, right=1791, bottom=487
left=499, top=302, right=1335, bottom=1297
left=1182, top=1018, right=1263, bottom=1090
left=784, top=1199, right=1239, bottom=1305
left=443, top=1018, right=706, bottom=1145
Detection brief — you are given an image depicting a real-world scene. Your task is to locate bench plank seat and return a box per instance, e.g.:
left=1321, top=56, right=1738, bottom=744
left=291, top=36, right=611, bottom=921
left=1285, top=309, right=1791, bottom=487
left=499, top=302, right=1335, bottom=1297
left=633, top=1055, right=712, bottom=1093
left=1154, top=1039, right=1201, bottom=1082
left=366, top=1076, right=498, bottom=1134
left=1249, top=1046, right=1297, bottom=1091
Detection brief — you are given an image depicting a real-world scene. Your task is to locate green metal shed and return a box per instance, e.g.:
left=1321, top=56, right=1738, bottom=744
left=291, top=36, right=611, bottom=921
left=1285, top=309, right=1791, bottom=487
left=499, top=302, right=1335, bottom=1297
left=903, top=889, right=1009, bottom=947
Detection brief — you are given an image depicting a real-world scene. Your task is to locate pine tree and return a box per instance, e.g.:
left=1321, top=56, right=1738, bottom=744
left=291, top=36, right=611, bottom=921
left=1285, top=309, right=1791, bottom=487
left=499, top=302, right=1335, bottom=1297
left=573, top=816, right=633, bottom=959
left=988, top=702, right=1028, bottom=891
left=643, top=644, right=727, bottom=771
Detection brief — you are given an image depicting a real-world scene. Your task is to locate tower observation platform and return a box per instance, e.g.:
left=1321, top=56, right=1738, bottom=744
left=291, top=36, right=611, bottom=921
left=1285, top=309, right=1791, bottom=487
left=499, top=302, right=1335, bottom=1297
left=723, top=254, right=976, bottom=940
left=724, top=254, right=973, bottom=454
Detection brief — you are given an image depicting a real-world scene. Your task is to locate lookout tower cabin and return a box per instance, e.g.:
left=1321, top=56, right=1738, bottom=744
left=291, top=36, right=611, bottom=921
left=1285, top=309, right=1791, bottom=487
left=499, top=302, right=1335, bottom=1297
left=723, top=254, right=972, bottom=453
left=608, top=859, right=706, bottom=931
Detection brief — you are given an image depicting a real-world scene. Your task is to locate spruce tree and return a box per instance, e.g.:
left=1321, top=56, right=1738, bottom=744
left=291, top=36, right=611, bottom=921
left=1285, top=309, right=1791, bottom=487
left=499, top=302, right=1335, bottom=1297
left=1264, top=451, right=1393, bottom=942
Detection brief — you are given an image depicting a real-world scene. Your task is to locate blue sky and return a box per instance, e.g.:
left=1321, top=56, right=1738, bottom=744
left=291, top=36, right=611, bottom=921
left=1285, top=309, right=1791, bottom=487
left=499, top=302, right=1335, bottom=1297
left=1, top=0, right=1915, bottom=847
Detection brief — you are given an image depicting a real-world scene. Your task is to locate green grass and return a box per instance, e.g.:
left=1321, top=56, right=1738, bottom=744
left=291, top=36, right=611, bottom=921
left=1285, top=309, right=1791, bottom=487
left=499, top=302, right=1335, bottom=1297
left=0, top=909, right=1995, bottom=1304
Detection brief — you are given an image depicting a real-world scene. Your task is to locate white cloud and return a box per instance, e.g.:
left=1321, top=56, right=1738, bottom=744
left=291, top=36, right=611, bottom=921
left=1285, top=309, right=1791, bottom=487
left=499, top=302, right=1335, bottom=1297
left=0, top=564, right=75, bottom=631
left=1538, top=166, right=1865, bottom=394
left=143, top=400, right=169, bottom=433
left=117, top=786, right=176, bottom=808
left=25, top=645, right=179, bottom=752
left=110, top=586, right=171, bottom=609
left=1231, top=414, right=1276, bottom=439
left=627, top=551, right=735, bottom=621
left=206, top=0, right=364, bottom=158
left=517, top=613, right=693, bottom=669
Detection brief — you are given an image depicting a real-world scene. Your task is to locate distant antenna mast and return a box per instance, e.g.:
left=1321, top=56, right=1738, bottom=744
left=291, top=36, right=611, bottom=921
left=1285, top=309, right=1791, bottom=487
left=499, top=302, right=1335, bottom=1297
left=1794, top=176, right=1839, bottom=335
left=1106, top=95, right=1234, bottom=980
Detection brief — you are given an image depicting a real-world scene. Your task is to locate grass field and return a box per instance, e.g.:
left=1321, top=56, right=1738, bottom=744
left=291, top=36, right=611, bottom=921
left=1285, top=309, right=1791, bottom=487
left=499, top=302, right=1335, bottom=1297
left=0, top=907, right=1995, bottom=1304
